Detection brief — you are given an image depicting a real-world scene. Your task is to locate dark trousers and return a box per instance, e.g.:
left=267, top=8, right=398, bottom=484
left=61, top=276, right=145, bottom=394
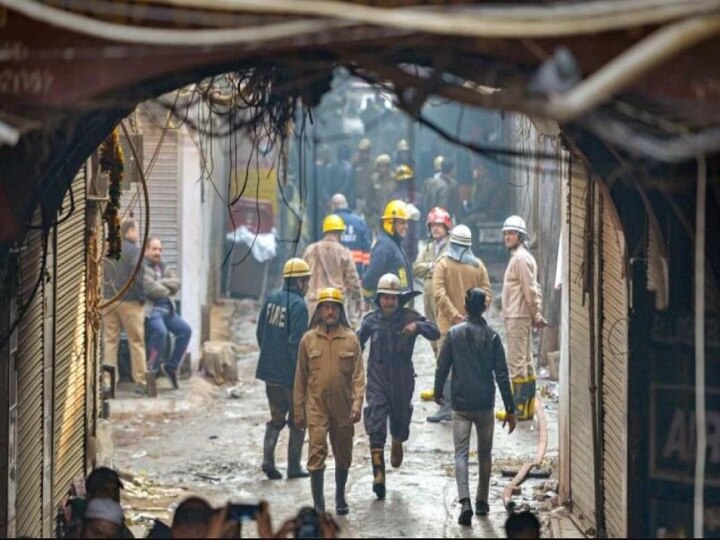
left=266, top=383, right=294, bottom=429
left=147, top=309, right=191, bottom=372
left=363, top=360, right=415, bottom=448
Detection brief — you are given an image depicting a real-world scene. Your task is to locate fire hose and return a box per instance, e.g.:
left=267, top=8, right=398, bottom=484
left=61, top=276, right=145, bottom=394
left=502, top=393, right=549, bottom=512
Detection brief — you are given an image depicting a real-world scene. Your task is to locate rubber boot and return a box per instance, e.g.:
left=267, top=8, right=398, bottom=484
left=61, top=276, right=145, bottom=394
left=287, top=426, right=310, bottom=479
left=261, top=424, right=283, bottom=480
left=390, top=439, right=403, bottom=468
left=427, top=377, right=452, bottom=422
left=310, top=469, right=325, bottom=514
left=335, top=468, right=350, bottom=515
left=371, top=448, right=386, bottom=500
left=513, top=376, right=537, bottom=421
left=458, top=498, right=473, bottom=526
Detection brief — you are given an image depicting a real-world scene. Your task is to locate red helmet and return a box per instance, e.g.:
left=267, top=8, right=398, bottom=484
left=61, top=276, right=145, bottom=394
left=426, top=207, right=452, bottom=231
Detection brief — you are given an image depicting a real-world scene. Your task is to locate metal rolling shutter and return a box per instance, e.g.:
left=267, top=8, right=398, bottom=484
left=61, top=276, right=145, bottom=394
left=568, top=158, right=597, bottom=523
left=15, top=217, right=45, bottom=538
left=120, top=109, right=180, bottom=273
left=599, top=188, right=628, bottom=538
left=52, top=170, right=88, bottom=506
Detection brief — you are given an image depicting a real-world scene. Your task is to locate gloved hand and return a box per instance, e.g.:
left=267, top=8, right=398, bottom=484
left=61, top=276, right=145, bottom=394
left=434, top=394, right=444, bottom=406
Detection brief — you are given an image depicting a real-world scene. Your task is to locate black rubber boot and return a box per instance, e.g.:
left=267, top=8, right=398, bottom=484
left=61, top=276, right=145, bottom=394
left=458, top=498, right=473, bottom=526
left=335, top=468, right=350, bottom=515
left=287, top=426, right=309, bottom=479
left=310, top=469, right=325, bottom=514
left=371, top=448, right=386, bottom=500
left=261, top=424, right=282, bottom=480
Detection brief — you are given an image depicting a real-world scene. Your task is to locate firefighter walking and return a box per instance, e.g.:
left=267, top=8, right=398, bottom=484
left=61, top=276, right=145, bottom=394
left=255, top=258, right=312, bottom=480
left=497, top=215, right=547, bottom=422
left=303, top=214, right=362, bottom=320
left=362, top=200, right=414, bottom=304
left=358, top=274, right=440, bottom=499
left=293, top=288, right=365, bottom=516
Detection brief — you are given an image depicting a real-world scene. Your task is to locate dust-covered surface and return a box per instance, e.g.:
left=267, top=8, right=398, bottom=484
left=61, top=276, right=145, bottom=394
left=111, top=277, right=560, bottom=538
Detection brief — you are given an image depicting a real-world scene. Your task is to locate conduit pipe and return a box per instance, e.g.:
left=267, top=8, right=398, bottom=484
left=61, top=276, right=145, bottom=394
left=502, top=395, right=549, bottom=511
left=546, top=14, right=720, bottom=122
left=3, top=0, right=719, bottom=43
left=694, top=154, right=707, bottom=539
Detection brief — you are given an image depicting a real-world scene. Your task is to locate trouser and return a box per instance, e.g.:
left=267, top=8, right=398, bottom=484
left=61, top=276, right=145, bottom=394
left=147, top=309, right=192, bottom=372
left=266, top=384, right=295, bottom=429
left=103, top=301, right=147, bottom=386
left=307, top=393, right=354, bottom=471
left=423, top=283, right=439, bottom=356
left=504, top=317, right=535, bottom=379
left=453, top=409, right=494, bottom=503
left=363, top=361, right=415, bottom=448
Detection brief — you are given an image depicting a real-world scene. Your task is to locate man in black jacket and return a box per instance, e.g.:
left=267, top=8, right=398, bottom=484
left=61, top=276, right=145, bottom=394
left=434, top=288, right=516, bottom=526
left=358, top=273, right=439, bottom=500
left=256, top=258, right=312, bottom=480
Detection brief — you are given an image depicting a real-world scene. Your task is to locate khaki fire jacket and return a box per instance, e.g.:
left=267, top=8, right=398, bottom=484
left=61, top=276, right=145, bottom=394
left=303, top=238, right=361, bottom=311
left=413, top=238, right=449, bottom=322
left=432, top=256, right=492, bottom=334
left=293, top=325, right=365, bottom=426
left=502, top=244, right=543, bottom=321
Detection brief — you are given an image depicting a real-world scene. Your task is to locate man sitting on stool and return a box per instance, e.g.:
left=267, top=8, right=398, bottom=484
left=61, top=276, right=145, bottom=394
left=143, top=237, right=191, bottom=389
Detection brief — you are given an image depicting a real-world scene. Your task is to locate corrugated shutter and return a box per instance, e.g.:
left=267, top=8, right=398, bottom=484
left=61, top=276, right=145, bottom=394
left=52, top=170, right=88, bottom=506
left=600, top=187, right=628, bottom=538
left=568, top=157, right=596, bottom=523
left=15, top=215, right=45, bottom=538
left=120, top=108, right=180, bottom=273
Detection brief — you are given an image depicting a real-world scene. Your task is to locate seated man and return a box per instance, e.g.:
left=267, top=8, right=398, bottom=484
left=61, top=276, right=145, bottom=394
left=143, top=237, right=191, bottom=389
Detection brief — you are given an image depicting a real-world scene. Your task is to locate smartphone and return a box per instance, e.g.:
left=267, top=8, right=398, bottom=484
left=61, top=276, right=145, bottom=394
left=228, top=503, right=260, bottom=522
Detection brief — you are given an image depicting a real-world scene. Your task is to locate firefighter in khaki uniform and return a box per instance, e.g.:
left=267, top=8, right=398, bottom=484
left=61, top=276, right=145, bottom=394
left=294, top=288, right=365, bottom=516
left=497, top=215, right=547, bottom=422
left=303, top=214, right=361, bottom=319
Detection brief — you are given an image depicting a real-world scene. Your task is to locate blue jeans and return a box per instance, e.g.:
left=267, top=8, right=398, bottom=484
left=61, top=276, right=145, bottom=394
left=147, top=309, right=191, bottom=372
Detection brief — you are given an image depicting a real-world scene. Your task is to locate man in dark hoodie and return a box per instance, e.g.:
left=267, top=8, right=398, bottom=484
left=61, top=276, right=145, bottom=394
left=362, top=200, right=414, bottom=305
left=358, top=273, right=440, bottom=500
left=255, top=258, right=312, bottom=481
left=434, top=288, right=516, bottom=526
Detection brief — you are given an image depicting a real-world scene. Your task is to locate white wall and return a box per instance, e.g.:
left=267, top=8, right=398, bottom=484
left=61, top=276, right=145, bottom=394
left=179, top=129, right=206, bottom=366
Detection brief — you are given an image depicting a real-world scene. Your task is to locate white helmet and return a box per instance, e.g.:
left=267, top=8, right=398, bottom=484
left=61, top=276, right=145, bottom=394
left=376, top=273, right=403, bottom=295
left=502, top=215, right=527, bottom=235
left=450, top=224, right=472, bottom=246
left=433, top=155, right=444, bottom=172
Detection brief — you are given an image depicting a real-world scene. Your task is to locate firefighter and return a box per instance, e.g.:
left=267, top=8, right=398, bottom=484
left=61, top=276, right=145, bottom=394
left=395, top=138, right=412, bottom=168
left=497, top=215, right=547, bottom=422
left=367, top=154, right=394, bottom=232
left=255, top=258, right=312, bottom=480
left=423, top=156, right=460, bottom=220
left=362, top=200, right=414, bottom=304
left=390, top=164, right=422, bottom=264
left=414, top=207, right=452, bottom=402
left=358, top=273, right=439, bottom=499
left=427, top=224, right=492, bottom=423
left=294, top=288, right=365, bottom=516
left=330, top=193, right=372, bottom=279
left=303, top=214, right=361, bottom=320
left=352, top=138, right=373, bottom=216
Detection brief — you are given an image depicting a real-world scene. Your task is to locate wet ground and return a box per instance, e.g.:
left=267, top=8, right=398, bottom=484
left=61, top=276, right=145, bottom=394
left=110, top=274, right=559, bottom=538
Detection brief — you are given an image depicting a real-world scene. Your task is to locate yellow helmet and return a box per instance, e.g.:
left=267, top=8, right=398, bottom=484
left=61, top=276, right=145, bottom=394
left=322, top=214, right=345, bottom=234
left=316, top=287, right=344, bottom=305
left=394, top=164, right=414, bottom=182
left=283, top=258, right=312, bottom=279
left=381, top=200, right=410, bottom=234
left=381, top=200, right=410, bottom=221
